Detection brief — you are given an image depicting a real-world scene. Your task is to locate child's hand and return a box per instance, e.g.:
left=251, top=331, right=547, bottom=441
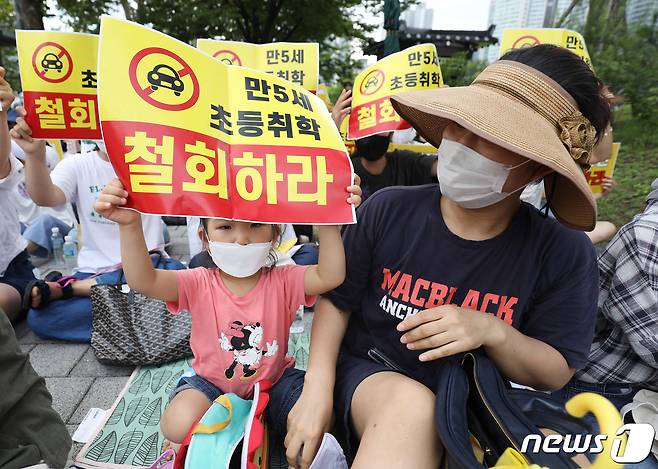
left=0, top=68, right=14, bottom=112
left=94, top=178, right=140, bottom=226
left=346, top=174, right=362, bottom=208
left=601, top=177, right=617, bottom=197
left=10, top=106, right=46, bottom=156
left=331, top=88, right=352, bottom=130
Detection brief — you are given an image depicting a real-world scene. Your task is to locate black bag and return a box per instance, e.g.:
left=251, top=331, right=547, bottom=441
left=90, top=263, right=192, bottom=366
left=435, top=351, right=595, bottom=468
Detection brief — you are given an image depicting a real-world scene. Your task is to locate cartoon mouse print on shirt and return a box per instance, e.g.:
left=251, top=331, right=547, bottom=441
left=219, top=321, right=278, bottom=380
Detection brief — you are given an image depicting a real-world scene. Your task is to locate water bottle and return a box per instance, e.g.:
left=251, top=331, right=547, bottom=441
left=62, top=235, right=77, bottom=270
left=50, top=227, right=64, bottom=268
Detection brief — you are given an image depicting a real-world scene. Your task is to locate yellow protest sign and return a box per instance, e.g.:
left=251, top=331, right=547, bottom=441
left=348, top=44, right=443, bottom=140
left=389, top=142, right=436, bottom=154
left=46, top=139, right=65, bottom=160
left=196, top=39, right=319, bottom=93
left=99, top=17, right=353, bottom=224
left=585, top=142, right=621, bottom=194
left=16, top=31, right=99, bottom=139
left=499, top=28, right=592, bottom=67
left=339, top=118, right=355, bottom=154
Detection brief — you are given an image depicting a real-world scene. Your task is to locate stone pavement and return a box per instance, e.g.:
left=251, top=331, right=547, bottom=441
left=14, top=222, right=191, bottom=468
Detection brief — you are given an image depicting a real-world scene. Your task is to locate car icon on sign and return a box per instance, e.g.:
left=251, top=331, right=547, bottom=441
left=41, top=53, right=63, bottom=72
left=148, top=64, right=184, bottom=96
left=364, top=75, right=380, bottom=91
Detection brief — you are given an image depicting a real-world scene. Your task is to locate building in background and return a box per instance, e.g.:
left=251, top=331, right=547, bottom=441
left=402, top=1, right=435, bottom=29
left=482, top=0, right=657, bottom=62
left=479, top=0, right=590, bottom=61
left=626, top=0, right=658, bottom=25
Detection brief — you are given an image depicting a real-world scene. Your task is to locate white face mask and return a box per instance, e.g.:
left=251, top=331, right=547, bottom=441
left=437, top=139, right=532, bottom=209
left=207, top=241, right=272, bottom=278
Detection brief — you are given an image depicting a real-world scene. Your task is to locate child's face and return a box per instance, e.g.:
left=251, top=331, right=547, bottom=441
left=200, top=219, right=274, bottom=246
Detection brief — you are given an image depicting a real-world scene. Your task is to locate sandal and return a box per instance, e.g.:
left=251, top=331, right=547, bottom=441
left=22, top=277, right=75, bottom=310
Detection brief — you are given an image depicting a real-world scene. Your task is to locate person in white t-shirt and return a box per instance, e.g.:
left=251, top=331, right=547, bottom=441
left=10, top=108, right=170, bottom=341
left=0, top=71, right=39, bottom=323
left=10, top=139, right=77, bottom=257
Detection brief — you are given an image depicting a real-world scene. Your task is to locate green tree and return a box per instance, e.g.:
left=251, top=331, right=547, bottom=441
left=0, top=0, right=20, bottom=89
left=440, top=52, right=487, bottom=87
left=53, top=0, right=403, bottom=85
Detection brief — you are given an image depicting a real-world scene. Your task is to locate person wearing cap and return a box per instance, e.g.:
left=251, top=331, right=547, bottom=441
left=284, top=44, right=611, bottom=468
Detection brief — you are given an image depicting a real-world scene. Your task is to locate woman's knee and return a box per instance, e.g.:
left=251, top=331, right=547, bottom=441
left=352, top=373, right=436, bottom=435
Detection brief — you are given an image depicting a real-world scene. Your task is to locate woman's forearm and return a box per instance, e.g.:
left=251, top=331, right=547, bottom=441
left=304, top=297, right=350, bottom=390
left=485, top=317, right=574, bottom=391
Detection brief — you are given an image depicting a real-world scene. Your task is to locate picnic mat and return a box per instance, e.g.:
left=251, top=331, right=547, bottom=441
left=75, top=328, right=311, bottom=469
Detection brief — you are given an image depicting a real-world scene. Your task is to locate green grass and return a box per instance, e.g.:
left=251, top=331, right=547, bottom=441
left=596, top=106, right=658, bottom=229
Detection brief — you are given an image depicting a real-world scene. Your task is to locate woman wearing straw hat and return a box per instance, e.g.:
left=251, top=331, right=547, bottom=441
left=284, top=44, right=612, bottom=469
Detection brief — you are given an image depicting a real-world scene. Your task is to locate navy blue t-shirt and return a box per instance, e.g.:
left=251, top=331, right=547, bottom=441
left=327, top=184, right=598, bottom=386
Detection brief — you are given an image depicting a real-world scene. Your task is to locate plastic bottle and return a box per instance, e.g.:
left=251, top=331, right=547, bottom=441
left=62, top=235, right=77, bottom=270
left=50, top=227, right=64, bottom=268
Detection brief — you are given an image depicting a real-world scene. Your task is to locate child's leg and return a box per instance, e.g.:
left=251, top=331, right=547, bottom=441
left=266, top=367, right=306, bottom=438
left=29, top=278, right=97, bottom=308
left=161, top=389, right=213, bottom=444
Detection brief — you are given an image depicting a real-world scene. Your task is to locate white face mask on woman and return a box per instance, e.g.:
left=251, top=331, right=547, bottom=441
left=437, top=139, right=533, bottom=209
left=207, top=241, right=272, bottom=278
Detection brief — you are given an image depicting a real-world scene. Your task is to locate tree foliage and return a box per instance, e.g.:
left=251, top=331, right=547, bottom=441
left=52, top=0, right=405, bottom=85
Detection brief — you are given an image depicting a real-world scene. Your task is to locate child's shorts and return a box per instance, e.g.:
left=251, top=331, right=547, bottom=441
left=0, top=250, right=36, bottom=296
left=169, top=366, right=305, bottom=437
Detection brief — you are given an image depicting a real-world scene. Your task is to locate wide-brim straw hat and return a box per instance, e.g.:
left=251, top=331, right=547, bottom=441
left=391, top=60, right=598, bottom=231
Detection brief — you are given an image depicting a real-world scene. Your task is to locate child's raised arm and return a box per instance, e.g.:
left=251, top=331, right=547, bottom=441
left=303, top=225, right=346, bottom=296
left=94, top=178, right=178, bottom=302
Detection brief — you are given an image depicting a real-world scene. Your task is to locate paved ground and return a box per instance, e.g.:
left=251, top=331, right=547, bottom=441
left=13, top=223, right=191, bottom=468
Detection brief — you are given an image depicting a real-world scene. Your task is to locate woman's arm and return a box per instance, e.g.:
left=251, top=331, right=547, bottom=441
left=303, top=225, right=346, bottom=296
left=398, top=305, right=573, bottom=391
left=285, top=297, right=351, bottom=468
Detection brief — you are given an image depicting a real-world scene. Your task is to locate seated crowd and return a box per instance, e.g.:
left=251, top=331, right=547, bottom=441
left=0, top=43, right=656, bottom=469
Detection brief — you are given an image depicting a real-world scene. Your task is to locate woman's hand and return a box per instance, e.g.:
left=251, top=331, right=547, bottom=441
left=331, top=88, right=352, bottom=130
left=397, top=305, right=505, bottom=361
left=94, top=178, right=141, bottom=226
left=284, top=381, right=333, bottom=469
left=346, top=174, right=362, bottom=207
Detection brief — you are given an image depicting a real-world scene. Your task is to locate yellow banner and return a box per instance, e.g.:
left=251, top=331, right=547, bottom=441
left=16, top=30, right=100, bottom=139
left=389, top=142, right=436, bottom=154
left=499, top=28, right=592, bottom=67
left=99, top=17, right=353, bottom=224
left=585, top=142, right=621, bottom=194
left=348, top=44, right=443, bottom=140
left=196, top=39, right=319, bottom=93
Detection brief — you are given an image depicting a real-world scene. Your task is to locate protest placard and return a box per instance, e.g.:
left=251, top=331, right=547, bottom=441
left=585, top=142, right=621, bottom=194
left=348, top=44, right=443, bottom=140
left=99, top=17, right=354, bottom=225
left=197, top=39, right=319, bottom=93
left=16, top=31, right=100, bottom=139
left=499, top=28, right=592, bottom=67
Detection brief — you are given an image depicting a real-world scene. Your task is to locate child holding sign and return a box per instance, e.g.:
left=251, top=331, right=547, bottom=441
left=95, top=178, right=361, bottom=460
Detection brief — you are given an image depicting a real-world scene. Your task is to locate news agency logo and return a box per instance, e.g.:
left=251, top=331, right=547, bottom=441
left=521, top=424, right=656, bottom=463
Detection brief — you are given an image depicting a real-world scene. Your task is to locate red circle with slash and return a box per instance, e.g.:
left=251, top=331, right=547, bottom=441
left=360, top=69, right=385, bottom=96
left=512, top=35, right=541, bottom=49
left=129, top=47, right=200, bottom=111
left=32, top=42, right=74, bottom=83
left=213, top=50, right=242, bottom=66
